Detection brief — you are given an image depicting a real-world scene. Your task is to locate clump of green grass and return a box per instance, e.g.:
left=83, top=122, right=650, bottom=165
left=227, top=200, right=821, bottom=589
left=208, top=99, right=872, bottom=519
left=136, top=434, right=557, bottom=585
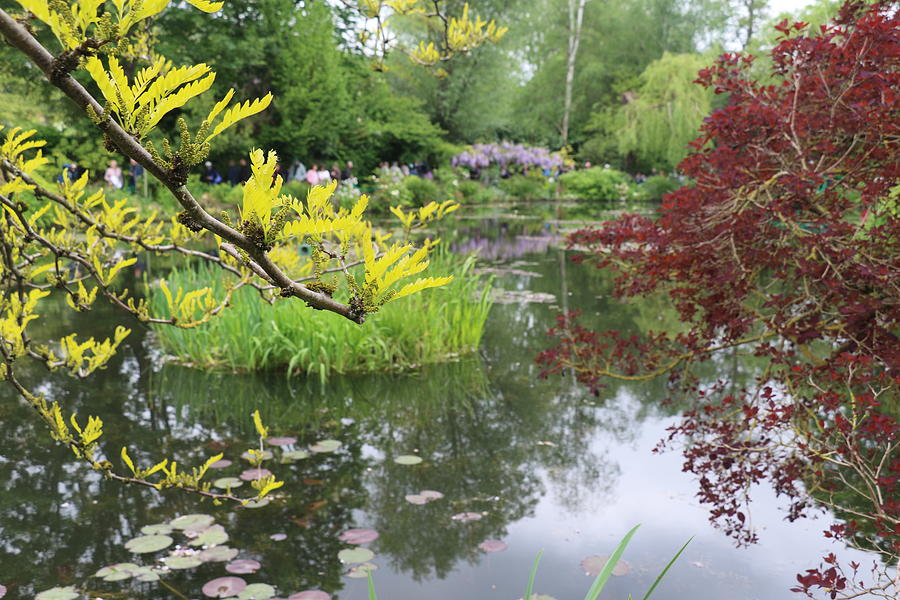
left=149, top=251, right=492, bottom=380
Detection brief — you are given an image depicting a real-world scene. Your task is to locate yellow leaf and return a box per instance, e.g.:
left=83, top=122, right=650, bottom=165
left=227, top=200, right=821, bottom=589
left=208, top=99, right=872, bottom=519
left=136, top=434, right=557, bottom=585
left=121, top=446, right=136, bottom=475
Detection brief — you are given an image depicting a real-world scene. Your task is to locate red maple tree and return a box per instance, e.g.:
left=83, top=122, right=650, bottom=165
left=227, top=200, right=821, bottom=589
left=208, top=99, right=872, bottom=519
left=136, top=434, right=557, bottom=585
left=539, top=3, right=899, bottom=597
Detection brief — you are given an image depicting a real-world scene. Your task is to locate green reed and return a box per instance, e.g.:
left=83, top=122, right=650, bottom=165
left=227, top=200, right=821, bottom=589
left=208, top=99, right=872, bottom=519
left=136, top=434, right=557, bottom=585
left=149, top=250, right=492, bottom=380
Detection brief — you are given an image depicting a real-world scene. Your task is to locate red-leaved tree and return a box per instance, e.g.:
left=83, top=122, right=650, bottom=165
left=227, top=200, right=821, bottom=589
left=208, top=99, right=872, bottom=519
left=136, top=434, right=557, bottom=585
left=538, top=2, right=899, bottom=598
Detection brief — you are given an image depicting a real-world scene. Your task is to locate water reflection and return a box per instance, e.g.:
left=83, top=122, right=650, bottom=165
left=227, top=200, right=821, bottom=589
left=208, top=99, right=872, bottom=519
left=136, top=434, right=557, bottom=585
left=0, top=217, right=883, bottom=600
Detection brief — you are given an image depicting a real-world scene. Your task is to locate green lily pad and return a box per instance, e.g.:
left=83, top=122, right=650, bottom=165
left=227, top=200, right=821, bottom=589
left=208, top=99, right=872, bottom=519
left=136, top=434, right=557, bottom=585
left=394, top=455, right=422, bottom=465
left=190, top=524, right=229, bottom=547
left=280, top=449, right=310, bottom=462
left=242, top=499, right=270, bottom=509
left=170, top=514, right=215, bottom=530
left=141, top=523, right=173, bottom=535
left=309, top=440, right=341, bottom=453
left=199, top=546, right=239, bottom=562
left=124, top=534, right=173, bottom=554
left=164, top=555, right=204, bottom=569
left=337, top=548, right=374, bottom=564
left=131, top=566, right=160, bottom=582
left=237, top=583, right=276, bottom=600
left=35, top=587, right=80, bottom=600
left=345, top=562, right=378, bottom=579
left=95, top=563, right=139, bottom=581
left=214, top=477, right=244, bottom=489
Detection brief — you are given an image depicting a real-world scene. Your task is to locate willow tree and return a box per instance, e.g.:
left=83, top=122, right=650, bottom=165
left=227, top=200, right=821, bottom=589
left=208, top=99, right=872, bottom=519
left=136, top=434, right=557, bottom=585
left=616, top=52, right=712, bottom=171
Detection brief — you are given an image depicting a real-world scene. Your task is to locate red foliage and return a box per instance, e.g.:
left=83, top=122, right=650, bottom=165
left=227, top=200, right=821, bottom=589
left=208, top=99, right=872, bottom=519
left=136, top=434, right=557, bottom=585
left=538, top=3, right=899, bottom=597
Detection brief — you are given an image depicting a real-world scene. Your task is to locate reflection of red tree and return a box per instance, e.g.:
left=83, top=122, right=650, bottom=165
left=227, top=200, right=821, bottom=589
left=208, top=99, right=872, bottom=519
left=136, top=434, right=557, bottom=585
left=538, top=3, right=898, bottom=598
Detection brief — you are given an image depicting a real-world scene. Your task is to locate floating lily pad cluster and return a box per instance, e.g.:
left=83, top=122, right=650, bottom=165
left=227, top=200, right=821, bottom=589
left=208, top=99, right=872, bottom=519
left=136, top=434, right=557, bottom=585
left=337, top=527, right=380, bottom=579
left=205, top=437, right=341, bottom=502
left=85, top=513, right=240, bottom=587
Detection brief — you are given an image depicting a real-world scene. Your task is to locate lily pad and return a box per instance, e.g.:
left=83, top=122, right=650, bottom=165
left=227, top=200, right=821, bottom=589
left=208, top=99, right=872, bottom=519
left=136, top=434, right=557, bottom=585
left=95, top=563, right=139, bottom=581
left=141, top=523, right=173, bottom=535
left=238, top=583, right=276, bottom=600
left=270, top=533, right=287, bottom=541
left=267, top=437, right=297, bottom=447
left=580, top=555, right=630, bottom=577
left=337, top=548, right=374, bottom=564
left=214, top=477, right=244, bottom=489
left=203, top=577, right=247, bottom=598
left=451, top=512, right=482, bottom=523
left=226, top=559, right=261, bottom=574
left=345, top=562, right=378, bottom=579
left=170, top=514, right=216, bottom=530
left=131, top=566, right=161, bottom=582
left=419, top=490, right=444, bottom=500
left=404, top=494, right=428, bottom=505
left=164, top=555, right=204, bottom=569
left=242, top=449, right=274, bottom=461
left=309, top=440, right=341, bottom=453
left=338, top=528, right=379, bottom=544
left=393, top=455, right=422, bottom=465
left=288, top=591, right=331, bottom=600
left=190, top=524, right=229, bottom=547
left=478, top=540, right=508, bottom=553
left=240, top=468, right=274, bottom=481
left=124, top=534, right=173, bottom=554
left=243, top=499, right=271, bottom=509
left=280, top=449, right=310, bottom=462
left=35, top=587, right=79, bottom=600
left=199, top=546, right=240, bottom=562
left=209, top=459, right=233, bottom=469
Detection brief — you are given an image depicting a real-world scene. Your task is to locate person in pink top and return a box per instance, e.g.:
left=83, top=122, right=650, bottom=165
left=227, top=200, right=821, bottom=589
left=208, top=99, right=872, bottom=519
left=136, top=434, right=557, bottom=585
left=305, top=164, right=320, bottom=185
left=104, top=159, right=123, bottom=189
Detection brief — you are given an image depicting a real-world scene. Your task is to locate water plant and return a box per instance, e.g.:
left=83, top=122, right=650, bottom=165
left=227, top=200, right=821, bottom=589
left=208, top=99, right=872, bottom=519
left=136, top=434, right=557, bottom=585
left=150, top=250, right=493, bottom=379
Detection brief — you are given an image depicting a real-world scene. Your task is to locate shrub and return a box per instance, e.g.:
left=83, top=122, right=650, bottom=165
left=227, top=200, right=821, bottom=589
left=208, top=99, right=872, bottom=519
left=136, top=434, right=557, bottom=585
left=403, top=175, right=442, bottom=206
left=638, top=175, right=683, bottom=201
left=150, top=250, right=493, bottom=380
left=457, top=179, right=494, bottom=204
left=559, top=167, right=633, bottom=202
left=498, top=172, right=550, bottom=201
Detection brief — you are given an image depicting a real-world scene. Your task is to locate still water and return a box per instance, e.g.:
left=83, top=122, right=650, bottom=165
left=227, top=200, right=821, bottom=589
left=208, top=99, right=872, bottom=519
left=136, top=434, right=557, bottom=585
left=0, top=213, right=878, bottom=599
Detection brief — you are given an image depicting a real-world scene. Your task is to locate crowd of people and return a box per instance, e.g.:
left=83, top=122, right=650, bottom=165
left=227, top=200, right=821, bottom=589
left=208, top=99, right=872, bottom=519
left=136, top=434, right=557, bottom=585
left=197, top=159, right=359, bottom=187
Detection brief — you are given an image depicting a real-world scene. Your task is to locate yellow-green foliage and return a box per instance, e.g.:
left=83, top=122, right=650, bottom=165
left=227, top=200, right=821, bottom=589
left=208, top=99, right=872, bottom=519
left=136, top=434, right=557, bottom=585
left=0, top=0, right=503, bottom=505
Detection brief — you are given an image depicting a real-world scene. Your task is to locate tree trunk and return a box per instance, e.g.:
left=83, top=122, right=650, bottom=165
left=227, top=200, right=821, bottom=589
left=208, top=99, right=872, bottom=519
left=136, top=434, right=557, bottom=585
left=561, top=0, right=588, bottom=146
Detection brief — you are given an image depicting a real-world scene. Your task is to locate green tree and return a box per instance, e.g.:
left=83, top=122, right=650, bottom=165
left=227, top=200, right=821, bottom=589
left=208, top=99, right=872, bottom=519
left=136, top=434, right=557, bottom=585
left=612, top=52, right=713, bottom=171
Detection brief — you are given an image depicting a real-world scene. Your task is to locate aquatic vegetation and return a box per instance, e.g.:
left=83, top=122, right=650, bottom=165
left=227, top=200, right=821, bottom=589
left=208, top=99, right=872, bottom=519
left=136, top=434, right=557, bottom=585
left=150, top=251, right=493, bottom=379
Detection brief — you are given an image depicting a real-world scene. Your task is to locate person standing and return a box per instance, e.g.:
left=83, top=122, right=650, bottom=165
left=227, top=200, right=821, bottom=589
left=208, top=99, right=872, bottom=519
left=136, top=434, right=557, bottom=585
left=104, top=159, right=123, bottom=189
left=306, top=164, right=320, bottom=185
left=290, top=160, right=307, bottom=182
left=318, top=164, right=331, bottom=184
left=226, top=160, right=242, bottom=186
left=340, top=161, right=354, bottom=181
left=128, top=159, right=144, bottom=193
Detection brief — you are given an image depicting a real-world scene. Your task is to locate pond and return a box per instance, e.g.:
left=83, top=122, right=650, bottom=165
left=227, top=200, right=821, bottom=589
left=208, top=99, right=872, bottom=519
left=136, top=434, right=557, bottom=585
left=0, top=205, right=879, bottom=600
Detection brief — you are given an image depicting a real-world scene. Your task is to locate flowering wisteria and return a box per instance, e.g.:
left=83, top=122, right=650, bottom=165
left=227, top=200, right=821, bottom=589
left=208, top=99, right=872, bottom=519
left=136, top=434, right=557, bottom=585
left=452, top=142, right=565, bottom=172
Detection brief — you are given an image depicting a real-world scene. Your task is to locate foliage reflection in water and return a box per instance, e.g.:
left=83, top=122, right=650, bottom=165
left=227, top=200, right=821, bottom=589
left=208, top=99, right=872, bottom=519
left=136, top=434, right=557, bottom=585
left=0, top=216, right=885, bottom=600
